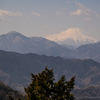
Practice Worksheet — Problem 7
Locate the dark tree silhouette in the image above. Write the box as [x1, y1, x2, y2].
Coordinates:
[25, 67, 75, 100]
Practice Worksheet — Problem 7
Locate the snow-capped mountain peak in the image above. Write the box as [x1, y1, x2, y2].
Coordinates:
[46, 28, 98, 46]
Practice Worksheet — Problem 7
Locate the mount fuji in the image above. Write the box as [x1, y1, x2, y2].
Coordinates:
[46, 28, 98, 46]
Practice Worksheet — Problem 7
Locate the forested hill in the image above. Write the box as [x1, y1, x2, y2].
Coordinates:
[0, 50, 100, 92]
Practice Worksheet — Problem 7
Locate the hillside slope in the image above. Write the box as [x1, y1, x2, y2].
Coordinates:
[0, 80, 24, 100]
[73, 85, 100, 100]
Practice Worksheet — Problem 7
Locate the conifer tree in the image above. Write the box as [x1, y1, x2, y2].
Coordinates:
[24, 67, 54, 100]
[9, 67, 75, 100]
[24, 67, 75, 100]
[9, 96, 14, 100]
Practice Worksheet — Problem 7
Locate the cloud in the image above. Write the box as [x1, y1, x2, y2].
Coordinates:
[67, 1, 70, 3]
[55, 7, 67, 18]
[20, 5, 23, 7]
[56, 11, 65, 15]
[84, 17, 92, 21]
[31, 11, 41, 16]
[96, 14, 100, 18]
[45, 25, 48, 28]
[70, 1, 98, 17]
[0, 17, 3, 21]
[60, 7, 67, 10]
[70, 9, 90, 16]
[75, 2, 94, 12]
[70, 9, 82, 15]
[56, 10, 66, 18]
[74, 1, 94, 13]
[7, 18, 11, 21]
[0, 9, 23, 17]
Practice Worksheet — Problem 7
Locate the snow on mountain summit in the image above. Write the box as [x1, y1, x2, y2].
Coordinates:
[46, 28, 98, 46]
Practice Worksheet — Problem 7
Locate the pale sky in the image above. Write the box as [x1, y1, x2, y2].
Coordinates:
[0, 0, 100, 40]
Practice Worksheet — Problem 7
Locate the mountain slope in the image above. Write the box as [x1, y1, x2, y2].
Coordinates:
[0, 50, 100, 92]
[46, 28, 98, 46]
[39, 45, 73, 58]
[72, 42, 100, 63]
[73, 85, 100, 100]
[0, 31, 60, 53]
[0, 80, 24, 100]
[40, 41, 100, 63]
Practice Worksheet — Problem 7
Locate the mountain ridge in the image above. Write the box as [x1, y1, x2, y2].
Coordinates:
[0, 31, 100, 63]
[0, 31, 61, 54]
[0, 50, 100, 92]
[73, 42, 100, 63]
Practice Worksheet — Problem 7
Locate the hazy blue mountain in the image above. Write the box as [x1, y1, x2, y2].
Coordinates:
[0, 31, 74, 59]
[72, 42, 100, 63]
[0, 50, 100, 92]
[0, 31, 100, 63]
[39, 45, 73, 58]
[40, 41, 100, 63]
[41, 41, 100, 63]
[61, 44, 78, 50]
[0, 31, 60, 54]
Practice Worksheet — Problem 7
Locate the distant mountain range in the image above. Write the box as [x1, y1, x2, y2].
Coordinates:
[0, 31, 59, 54]
[0, 31, 100, 63]
[0, 50, 100, 92]
[40, 42, 100, 63]
[46, 28, 98, 46]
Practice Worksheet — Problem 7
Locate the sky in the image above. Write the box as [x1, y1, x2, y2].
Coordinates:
[0, 0, 100, 40]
